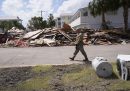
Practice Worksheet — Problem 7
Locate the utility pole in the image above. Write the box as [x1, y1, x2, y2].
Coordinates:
[39, 10, 45, 18]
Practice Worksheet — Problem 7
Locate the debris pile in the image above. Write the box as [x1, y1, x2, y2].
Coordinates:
[22, 28, 76, 47]
[0, 26, 76, 47]
[88, 30, 130, 45]
[8, 27, 25, 39]
[0, 26, 130, 47]
[0, 32, 8, 44]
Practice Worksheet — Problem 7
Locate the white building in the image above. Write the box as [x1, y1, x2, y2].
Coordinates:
[55, 13, 72, 28]
[55, 17, 61, 28]
[69, 7, 130, 29]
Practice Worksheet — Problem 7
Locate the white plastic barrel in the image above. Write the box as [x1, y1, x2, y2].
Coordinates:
[92, 57, 113, 78]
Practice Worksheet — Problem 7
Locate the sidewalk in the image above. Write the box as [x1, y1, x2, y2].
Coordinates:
[0, 44, 130, 67]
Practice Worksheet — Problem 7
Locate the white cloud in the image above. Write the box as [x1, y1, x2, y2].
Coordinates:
[54, 0, 92, 17]
[2, 0, 24, 14]
[27, 0, 53, 13]
[1, 0, 53, 26]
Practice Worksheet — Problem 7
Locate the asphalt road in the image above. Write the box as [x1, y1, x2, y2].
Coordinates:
[0, 44, 130, 67]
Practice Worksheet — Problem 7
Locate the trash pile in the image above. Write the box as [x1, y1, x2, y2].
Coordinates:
[87, 30, 130, 45]
[22, 28, 76, 47]
[0, 26, 76, 47]
[0, 26, 130, 47]
[8, 27, 25, 39]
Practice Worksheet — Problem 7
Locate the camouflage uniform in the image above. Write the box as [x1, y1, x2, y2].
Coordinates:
[70, 33, 89, 61]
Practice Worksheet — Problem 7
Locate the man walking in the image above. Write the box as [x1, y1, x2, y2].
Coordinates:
[69, 29, 89, 62]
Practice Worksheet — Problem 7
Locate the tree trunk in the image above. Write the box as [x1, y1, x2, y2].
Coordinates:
[123, 0, 129, 32]
[101, 12, 107, 29]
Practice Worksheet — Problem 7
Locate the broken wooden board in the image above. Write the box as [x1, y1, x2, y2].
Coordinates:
[58, 30, 72, 42]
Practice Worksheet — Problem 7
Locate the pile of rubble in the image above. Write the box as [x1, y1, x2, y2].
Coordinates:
[22, 28, 76, 47]
[0, 26, 130, 47]
[87, 30, 130, 45]
[0, 26, 77, 47]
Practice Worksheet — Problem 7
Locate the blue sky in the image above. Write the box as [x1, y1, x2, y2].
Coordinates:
[53, 0, 64, 11]
[0, 0, 91, 26]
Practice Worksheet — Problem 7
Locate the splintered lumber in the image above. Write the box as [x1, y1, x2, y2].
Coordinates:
[43, 38, 56, 47]
[23, 30, 44, 39]
[58, 30, 72, 42]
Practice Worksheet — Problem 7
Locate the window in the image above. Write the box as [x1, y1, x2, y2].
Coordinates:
[83, 11, 88, 16]
[58, 22, 61, 26]
[58, 18, 61, 20]
[68, 17, 71, 20]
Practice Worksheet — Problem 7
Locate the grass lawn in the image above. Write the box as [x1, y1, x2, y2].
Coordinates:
[0, 63, 130, 91]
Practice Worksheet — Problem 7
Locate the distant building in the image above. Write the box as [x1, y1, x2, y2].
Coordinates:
[55, 13, 72, 28]
[0, 16, 23, 31]
[69, 7, 130, 29]
[55, 17, 62, 28]
[0, 16, 22, 23]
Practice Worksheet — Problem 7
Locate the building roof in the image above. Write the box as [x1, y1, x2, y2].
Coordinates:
[73, 7, 88, 16]
[0, 16, 22, 21]
[54, 13, 73, 20]
[60, 13, 73, 17]
[69, 7, 88, 23]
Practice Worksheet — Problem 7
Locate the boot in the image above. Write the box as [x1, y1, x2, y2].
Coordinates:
[69, 55, 76, 61]
[83, 58, 89, 61]
[69, 57, 74, 60]
[83, 58, 91, 64]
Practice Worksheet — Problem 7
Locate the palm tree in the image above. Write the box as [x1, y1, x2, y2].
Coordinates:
[119, 0, 130, 32]
[88, 0, 106, 29]
[88, 0, 119, 29]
